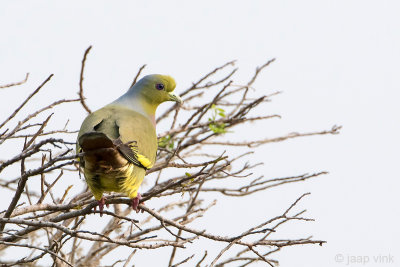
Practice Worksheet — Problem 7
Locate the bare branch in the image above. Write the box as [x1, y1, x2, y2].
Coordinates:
[78, 45, 92, 114]
[0, 56, 335, 266]
[0, 241, 72, 266]
[129, 64, 147, 88]
[0, 73, 29, 89]
[0, 74, 53, 129]
[202, 125, 342, 148]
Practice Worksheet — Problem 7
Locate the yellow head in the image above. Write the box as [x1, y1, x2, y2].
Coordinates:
[133, 74, 182, 106]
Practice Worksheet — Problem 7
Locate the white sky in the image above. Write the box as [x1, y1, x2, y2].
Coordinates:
[1, 1, 399, 266]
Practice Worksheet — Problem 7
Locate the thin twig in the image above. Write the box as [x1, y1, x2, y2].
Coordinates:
[0, 73, 29, 89]
[129, 64, 147, 88]
[0, 74, 53, 129]
[79, 45, 92, 113]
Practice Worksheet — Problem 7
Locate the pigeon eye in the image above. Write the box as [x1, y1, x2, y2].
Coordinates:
[155, 83, 165, 90]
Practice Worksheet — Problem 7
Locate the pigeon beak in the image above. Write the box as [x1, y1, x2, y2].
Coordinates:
[168, 92, 183, 104]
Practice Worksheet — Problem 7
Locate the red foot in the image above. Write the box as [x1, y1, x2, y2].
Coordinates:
[131, 193, 143, 213]
[97, 197, 107, 217]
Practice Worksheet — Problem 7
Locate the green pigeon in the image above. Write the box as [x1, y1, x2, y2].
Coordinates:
[77, 74, 181, 214]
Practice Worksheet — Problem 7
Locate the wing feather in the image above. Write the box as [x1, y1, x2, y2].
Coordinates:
[78, 105, 157, 170]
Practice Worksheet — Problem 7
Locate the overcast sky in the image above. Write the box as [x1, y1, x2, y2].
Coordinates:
[1, 1, 399, 266]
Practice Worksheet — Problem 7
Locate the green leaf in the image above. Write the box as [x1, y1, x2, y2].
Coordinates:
[207, 105, 228, 134]
[209, 122, 227, 134]
[158, 135, 175, 149]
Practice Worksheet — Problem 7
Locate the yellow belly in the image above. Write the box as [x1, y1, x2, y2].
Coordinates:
[84, 163, 146, 200]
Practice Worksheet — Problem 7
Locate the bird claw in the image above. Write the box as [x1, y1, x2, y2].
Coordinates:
[131, 193, 144, 213]
[97, 197, 107, 217]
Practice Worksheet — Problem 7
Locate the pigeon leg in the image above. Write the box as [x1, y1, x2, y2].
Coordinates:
[131, 193, 143, 213]
[97, 197, 107, 217]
